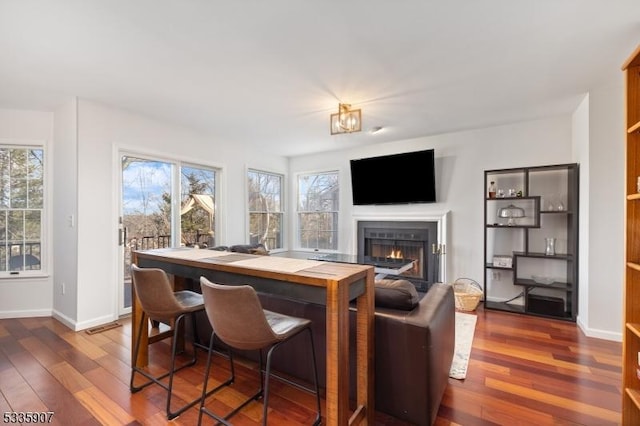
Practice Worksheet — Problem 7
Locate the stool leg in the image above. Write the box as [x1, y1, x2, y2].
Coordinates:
[198, 332, 236, 426]
[307, 327, 322, 425]
[262, 344, 279, 425]
[130, 313, 182, 394]
[198, 331, 216, 426]
[166, 313, 186, 419]
[130, 312, 147, 392]
[258, 348, 265, 394]
[191, 310, 201, 348]
[167, 313, 212, 420]
[260, 329, 322, 425]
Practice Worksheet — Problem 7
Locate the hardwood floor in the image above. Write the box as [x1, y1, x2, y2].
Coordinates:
[440, 308, 621, 426]
[0, 306, 621, 425]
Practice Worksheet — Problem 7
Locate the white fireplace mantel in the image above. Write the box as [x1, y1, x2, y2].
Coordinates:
[352, 211, 450, 283]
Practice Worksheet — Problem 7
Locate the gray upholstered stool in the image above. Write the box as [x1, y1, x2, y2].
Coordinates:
[129, 264, 224, 419]
[198, 277, 321, 425]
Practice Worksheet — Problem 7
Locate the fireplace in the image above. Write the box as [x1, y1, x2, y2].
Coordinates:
[357, 220, 440, 292]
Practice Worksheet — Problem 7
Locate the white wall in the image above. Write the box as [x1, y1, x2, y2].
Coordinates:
[585, 83, 624, 340]
[569, 83, 625, 342]
[0, 108, 54, 318]
[572, 94, 590, 333]
[52, 98, 79, 326]
[67, 99, 288, 329]
[289, 116, 573, 289]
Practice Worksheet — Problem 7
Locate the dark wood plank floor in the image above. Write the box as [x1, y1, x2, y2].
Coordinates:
[0, 306, 621, 425]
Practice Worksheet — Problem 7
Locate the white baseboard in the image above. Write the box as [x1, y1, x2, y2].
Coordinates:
[3, 309, 121, 333]
[52, 310, 117, 332]
[483, 298, 622, 342]
[52, 309, 76, 330]
[73, 314, 119, 332]
[0, 309, 80, 332]
[576, 316, 622, 342]
[0, 309, 52, 319]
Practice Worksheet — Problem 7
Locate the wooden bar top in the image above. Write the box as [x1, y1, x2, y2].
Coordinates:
[134, 247, 372, 287]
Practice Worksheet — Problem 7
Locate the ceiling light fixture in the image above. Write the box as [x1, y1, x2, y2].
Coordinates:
[330, 103, 361, 135]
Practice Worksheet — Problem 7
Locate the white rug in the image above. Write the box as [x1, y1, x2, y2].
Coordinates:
[449, 312, 477, 380]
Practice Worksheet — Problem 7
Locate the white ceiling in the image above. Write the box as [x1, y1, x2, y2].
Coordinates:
[0, 0, 638, 157]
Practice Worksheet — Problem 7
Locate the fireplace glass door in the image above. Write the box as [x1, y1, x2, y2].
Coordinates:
[366, 238, 425, 279]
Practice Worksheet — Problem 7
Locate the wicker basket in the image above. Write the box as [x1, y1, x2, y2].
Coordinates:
[453, 278, 483, 311]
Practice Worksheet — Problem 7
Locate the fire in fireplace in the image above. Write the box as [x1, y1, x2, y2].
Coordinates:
[357, 220, 439, 291]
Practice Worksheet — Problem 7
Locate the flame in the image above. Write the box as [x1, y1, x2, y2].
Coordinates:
[387, 249, 403, 259]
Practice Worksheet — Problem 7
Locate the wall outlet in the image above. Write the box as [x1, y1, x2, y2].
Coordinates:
[61, 282, 65, 295]
[492, 270, 501, 280]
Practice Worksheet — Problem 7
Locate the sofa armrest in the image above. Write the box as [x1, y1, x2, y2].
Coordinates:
[372, 283, 455, 425]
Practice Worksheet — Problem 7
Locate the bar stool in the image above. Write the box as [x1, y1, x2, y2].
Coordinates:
[129, 264, 212, 419]
[198, 277, 322, 425]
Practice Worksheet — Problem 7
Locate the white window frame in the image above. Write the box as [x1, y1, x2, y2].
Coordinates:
[0, 141, 48, 278]
[296, 170, 339, 252]
[180, 162, 219, 248]
[247, 168, 285, 252]
[117, 147, 224, 316]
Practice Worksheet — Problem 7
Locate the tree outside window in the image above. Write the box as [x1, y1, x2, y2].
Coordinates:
[248, 170, 283, 250]
[0, 146, 44, 273]
[180, 166, 216, 247]
[122, 157, 172, 250]
[297, 171, 338, 250]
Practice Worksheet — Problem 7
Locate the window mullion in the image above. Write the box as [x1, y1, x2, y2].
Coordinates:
[1, 210, 6, 271]
[171, 163, 181, 248]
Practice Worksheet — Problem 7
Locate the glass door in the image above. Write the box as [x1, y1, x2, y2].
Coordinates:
[118, 154, 218, 315]
[120, 156, 172, 313]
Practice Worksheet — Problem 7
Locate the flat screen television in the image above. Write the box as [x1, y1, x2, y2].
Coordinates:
[350, 149, 436, 205]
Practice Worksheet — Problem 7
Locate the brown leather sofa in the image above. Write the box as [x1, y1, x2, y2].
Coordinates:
[252, 282, 456, 425]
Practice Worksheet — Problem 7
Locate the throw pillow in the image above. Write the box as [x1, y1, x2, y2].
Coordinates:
[374, 279, 420, 310]
[248, 246, 269, 256]
[228, 244, 270, 255]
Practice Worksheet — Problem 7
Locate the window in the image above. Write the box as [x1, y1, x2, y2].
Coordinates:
[0, 146, 44, 274]
[297, 171, 339, 250]
[181, 165, 217, 248]
[248, 169, 283, 250]
[121, 156, 218, 311]
[122, 158, 218, 250]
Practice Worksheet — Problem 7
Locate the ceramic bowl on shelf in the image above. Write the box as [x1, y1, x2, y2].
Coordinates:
[531, 275, 554, 285]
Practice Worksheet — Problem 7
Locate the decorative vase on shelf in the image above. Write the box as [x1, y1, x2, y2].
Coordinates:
[545, 238, 556, 256]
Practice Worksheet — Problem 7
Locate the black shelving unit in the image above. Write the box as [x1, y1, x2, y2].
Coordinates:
[483, 163, 579, 321]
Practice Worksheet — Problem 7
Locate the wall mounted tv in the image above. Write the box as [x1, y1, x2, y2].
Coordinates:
[350, 149, 436, 205]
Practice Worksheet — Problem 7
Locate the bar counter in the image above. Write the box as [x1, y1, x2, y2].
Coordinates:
[131, 247, 374, 425]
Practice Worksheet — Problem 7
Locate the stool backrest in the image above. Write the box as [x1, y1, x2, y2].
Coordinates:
[131, 264, 185, 320]
[200, 277, 277, 350]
